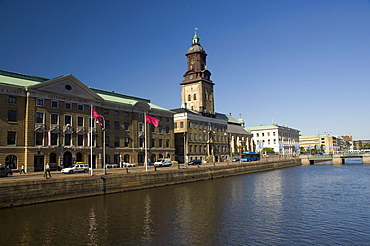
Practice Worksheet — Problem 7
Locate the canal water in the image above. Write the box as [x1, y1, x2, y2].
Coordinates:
[1, 161, 370, 245]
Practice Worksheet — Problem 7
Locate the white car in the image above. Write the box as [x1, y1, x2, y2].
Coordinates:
[122, 163, 136, 167]
[61, 164, 90, 174]
[154, 159, 172, 167]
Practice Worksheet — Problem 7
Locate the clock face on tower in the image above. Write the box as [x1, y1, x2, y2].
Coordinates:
[190, 58, 195, 65]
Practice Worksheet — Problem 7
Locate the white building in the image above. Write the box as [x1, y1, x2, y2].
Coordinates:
[245, 124, 300, 155]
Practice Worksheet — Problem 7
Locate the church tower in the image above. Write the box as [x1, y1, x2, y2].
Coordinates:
[181, 30, 215, 114]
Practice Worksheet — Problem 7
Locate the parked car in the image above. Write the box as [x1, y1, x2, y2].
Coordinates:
[188, 159, 202, 165]
[61, 164, 90, 174]
[232, 158, 240, 162]
[106, 164, 118, 168]
[0, 167, 13, 177]
[154, 159, 172, 167]
[122, 163, 136, 167]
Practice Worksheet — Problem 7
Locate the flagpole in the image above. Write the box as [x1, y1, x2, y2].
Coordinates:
[144, 112, 148, 172]
[90, 105, 93, 176]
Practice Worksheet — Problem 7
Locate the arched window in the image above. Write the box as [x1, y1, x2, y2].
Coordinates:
[188, 94, 191, 101]
[5, 155, 17, 169]
[124, 154, 130, 163]
[50, 153, 57, 164]
[193, 94, 196, 100]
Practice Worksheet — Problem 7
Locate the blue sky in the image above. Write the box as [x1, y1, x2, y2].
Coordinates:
[1, 0, 370, 139]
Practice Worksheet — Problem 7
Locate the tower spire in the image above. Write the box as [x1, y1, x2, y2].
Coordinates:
[192, 27, 200, 44]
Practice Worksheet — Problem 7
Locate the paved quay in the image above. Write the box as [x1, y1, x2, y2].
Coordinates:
[0, 162, 229, 183]
[0, 159, 301, 209]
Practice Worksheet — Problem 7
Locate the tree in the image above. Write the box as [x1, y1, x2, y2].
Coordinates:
[262, 147, 274, 153]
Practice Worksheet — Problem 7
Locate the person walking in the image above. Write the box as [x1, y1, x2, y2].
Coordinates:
[20, 164, 26, 174]
[44, 163, 52, 179]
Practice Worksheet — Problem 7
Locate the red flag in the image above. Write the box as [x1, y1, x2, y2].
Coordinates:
[92, 107, 103, 126]
[146, 114, 160, 127]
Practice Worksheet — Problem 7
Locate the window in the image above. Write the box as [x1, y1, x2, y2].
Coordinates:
[78, 104, 84, 111]
[124, 122, 129, 131]
[189, 122, 192, 128]
[159, 139, 163, 147]
[124, 137, 129, 147]
[51, 101, 58, 108]
[65, 103, 71, 110]
[36, 99, 44, 106]
[139, 123, 143, 132]
[124, 154, 130, 163]
[166, 126, 170, 133]
[151, 139, 155, 148]
[139, 113, 143, 119]
[35, 132, 43, 145]
[166, 117, 169, 122]
[194, 145, 197, 152]
[77, 116, 84, 126]
[8, 96, 16, 103]
[8, 110, 17, 122]
[36, 112, 44, 124]
[151, 124, 155, 133]
[114, 154, 120, 164]
[114, 121, 120, 130]
[78, 135, 84, 146]
[7, 131, 16, 145]
[65, 115, 72, 125]
[105, 120, 110, 129]
[166, 139, 170, 148]
[114, 137, 120, 147]
[51, 114, 59, 125]
[189, 133, 192, 141]
[51, 133, 58, 145]
[104, 109, 109, 115]
[188, 94, 191, 101]
[174, 122, 177, 129]
[158, 126, 163, 133]
[64, 134, 72, 145]
[105, 136, 109, 146]
[193, 94, 196, 100]
[114, 111, 119, 116]
[139, 137, 144, 147]
[180, 122, 184, 128]
[105, 154, 110, 164]
[124, 112, 129, 117]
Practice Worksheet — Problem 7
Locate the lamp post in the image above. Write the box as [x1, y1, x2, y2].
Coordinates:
[101, 116, 106, 175]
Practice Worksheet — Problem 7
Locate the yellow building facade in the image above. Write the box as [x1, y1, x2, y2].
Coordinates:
[0, 70, 175, 172]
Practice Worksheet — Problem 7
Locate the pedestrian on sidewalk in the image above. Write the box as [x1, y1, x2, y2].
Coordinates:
[44, 163, 52, 179]
[20, 165, 26, 174]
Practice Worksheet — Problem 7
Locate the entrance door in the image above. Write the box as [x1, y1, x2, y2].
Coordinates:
[63, 152, 72, 168]
[34, 155, 44, 172]
[138, 152, 144, 165]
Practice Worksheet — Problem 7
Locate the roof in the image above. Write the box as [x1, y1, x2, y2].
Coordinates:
[300, 134, 334, 139]
[0, 70, 173, 113]
[245, 124, 299, 132]
[228, 124, 251, 135]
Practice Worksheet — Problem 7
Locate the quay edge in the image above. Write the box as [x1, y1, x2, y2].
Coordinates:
[0, 159, 301, 209]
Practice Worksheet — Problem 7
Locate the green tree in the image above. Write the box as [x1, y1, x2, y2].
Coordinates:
[262, 147, 274, 153]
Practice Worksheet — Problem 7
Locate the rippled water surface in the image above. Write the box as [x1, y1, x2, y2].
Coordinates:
[2, 164, 370, 246]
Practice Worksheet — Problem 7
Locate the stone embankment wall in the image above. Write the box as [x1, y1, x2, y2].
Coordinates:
[0, 159, 301, 209]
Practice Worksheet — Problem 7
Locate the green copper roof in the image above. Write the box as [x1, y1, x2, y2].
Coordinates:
[0, 70, 174, 113]
[0, 70, 46, 88]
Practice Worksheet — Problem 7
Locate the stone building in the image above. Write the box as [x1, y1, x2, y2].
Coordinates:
[0, 70, 174, 172]
[173, 31, 251, 163]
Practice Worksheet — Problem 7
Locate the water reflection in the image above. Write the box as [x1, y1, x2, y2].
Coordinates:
[1, 164, 370, 245]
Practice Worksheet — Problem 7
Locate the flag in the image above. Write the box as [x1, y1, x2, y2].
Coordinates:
[92, 107, 103, 126]
[146, 114, 160, 127]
